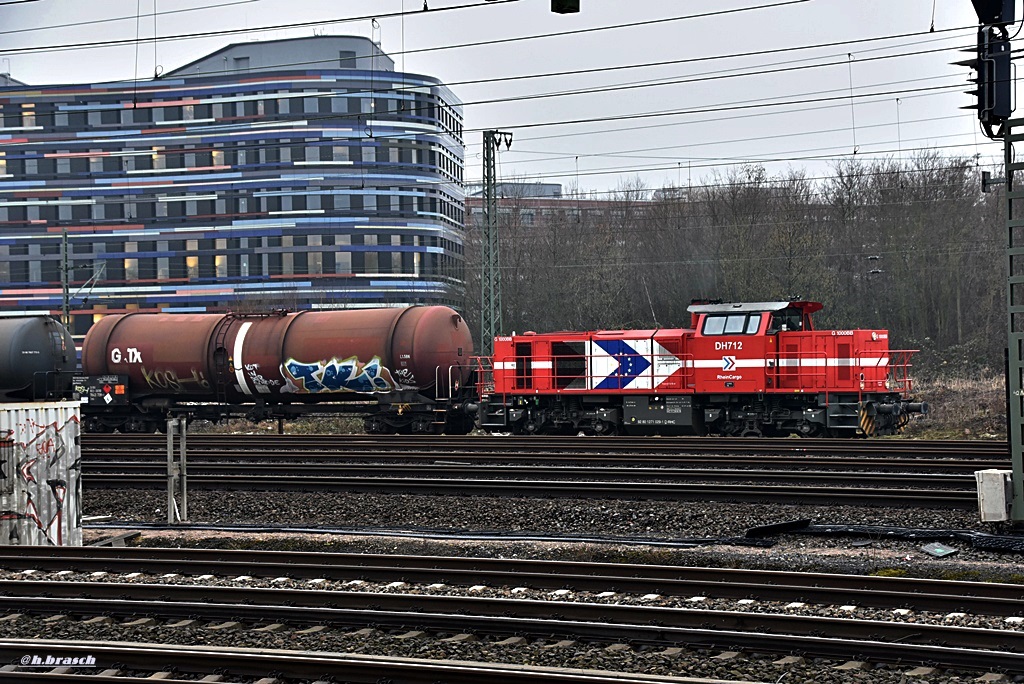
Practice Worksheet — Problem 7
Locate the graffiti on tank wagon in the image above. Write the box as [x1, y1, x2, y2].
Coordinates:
[140, 366, 210, 392]
[281, 356, 397, 394]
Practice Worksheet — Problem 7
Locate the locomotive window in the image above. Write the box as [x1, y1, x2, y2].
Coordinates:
[722, 315, 746, 334]
[703, 313, 761, 336]
[745, 314, 762, 334]
[703, 316, 726, 335]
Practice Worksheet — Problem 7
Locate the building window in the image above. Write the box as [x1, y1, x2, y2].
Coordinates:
[124, 242, 138, 281]
[233, 56, 250, 72]
[186, 239, 199, 279]
[215, 238, 227, 278]
[309, 235, 322, 275]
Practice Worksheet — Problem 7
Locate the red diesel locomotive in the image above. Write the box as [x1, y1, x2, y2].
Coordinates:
[475, 301, 927, 438]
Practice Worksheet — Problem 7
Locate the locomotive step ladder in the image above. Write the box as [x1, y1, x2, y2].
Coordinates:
[825, 395, 864, 434]
[471, 357, 511, 430]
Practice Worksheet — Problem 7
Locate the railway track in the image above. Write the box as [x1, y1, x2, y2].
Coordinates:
[83, 438, 986, 507]
[0, 547, 1020, 679]
[1, 640, 703, 683]
[83, 472, 976, 507]
[82, 451, 1008, 473]
[84, 459, 981, 485]
[83, 433, 1009, 459]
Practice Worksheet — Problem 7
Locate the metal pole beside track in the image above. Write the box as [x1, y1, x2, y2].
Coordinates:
[166, 417, 177, 525]
[1004, 120, 1024, 522]
[165, 416, 188, 524]
[179, 417, 187, 522]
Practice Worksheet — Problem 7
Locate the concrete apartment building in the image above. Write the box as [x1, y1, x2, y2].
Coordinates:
[0, 36, 466, 334]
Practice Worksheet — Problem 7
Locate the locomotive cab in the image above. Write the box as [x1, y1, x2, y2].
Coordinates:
[766, 304, 816, 333]
[686, 300, 920, 437]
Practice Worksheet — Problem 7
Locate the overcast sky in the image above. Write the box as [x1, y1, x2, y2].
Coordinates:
[0, 0, 1002, 196]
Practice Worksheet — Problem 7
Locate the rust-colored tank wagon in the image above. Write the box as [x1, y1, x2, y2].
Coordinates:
[0, 317, 76, 401]
[81, 306, 476, 434]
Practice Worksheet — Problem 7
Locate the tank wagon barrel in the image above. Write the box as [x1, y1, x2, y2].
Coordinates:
[80, 306, 475, 434]
[0, 316, 76, 401]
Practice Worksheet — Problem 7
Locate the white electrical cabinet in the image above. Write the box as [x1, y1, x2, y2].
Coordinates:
[975, 469, 1013, 522]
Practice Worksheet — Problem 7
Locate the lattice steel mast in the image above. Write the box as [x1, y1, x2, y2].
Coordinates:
[480, 130, 512, 356]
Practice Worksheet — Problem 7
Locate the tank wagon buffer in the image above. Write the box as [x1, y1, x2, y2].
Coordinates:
[475, 301, 928, 438]
[79, 306, 477, 434]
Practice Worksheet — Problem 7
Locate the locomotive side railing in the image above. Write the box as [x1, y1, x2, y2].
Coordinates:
[883, 349, 917, 395]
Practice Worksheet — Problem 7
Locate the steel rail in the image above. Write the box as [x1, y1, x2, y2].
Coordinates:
[81, 451, 1009, 472]
[80, 462, 977, 487]
[3, 548, 1024, 614]
[1, 582, 1023, 671]
[0, 639, 705, 684]
[82, 433, 1009, 457]
[80, 473, 976, 506]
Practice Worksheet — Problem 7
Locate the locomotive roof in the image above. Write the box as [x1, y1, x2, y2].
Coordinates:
[686, 301, 823, 314]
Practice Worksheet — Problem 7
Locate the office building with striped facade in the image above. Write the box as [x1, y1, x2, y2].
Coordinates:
[0, 36, 466, 335]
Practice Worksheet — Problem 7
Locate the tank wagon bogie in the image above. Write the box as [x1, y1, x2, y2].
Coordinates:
[80, 306, 477, 434]
[475, 301, 927, 438]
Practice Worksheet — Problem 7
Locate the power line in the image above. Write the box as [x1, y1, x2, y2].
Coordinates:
[0, 0, 264, 38]
[0, 60, 975, 164]
[479, 124, 985, 177]
[458, 40, 973, 111]
[478, 139, 994, 186]
[0, 0, 803, 57]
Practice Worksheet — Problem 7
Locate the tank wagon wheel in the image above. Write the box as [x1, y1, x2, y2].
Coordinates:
[84, 417, 115, 434]
[124, 416, 159, 434]
[363, 417, 398, 435]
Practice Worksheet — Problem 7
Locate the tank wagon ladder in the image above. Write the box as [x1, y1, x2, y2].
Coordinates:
[473, 356, 511, 430]
[431, 365, 454, 428]
[33, 316, 74, 400]
[211, 315, 236, 405]
[210, 312, 282, 405]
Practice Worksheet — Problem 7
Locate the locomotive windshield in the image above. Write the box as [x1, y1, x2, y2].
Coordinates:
[767, 307, 804, 333]
[702, 313, 762, 335]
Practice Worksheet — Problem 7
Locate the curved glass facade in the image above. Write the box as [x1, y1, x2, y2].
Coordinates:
[0, 36, 466, 334]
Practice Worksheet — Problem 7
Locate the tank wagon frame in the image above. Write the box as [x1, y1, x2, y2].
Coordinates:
[474, 301, 926, 438]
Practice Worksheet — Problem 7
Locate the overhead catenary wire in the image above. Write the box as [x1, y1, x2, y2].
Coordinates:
[0, 0, 806, 56]
[0, 3, 1002, 204]
[0, 0, 264, 38]
[31, 157, 995, 234]
[0, 60, 983, 164]
[0, 8, 983, 162]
